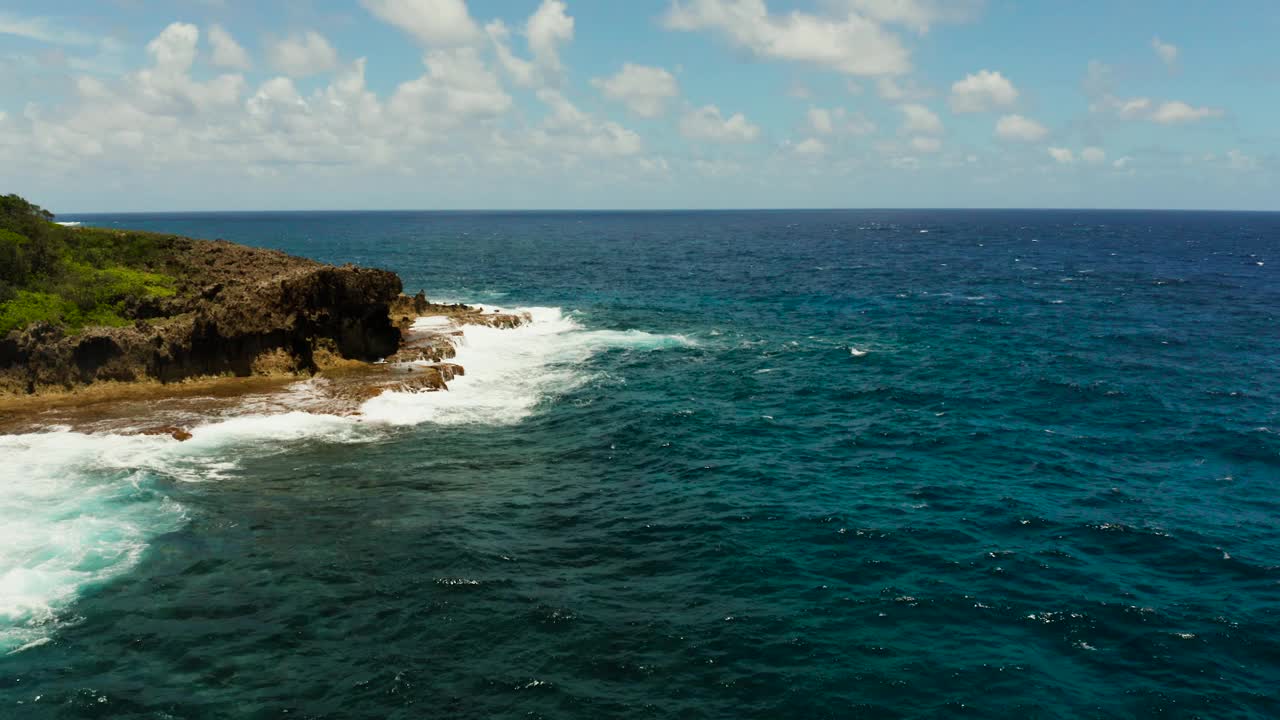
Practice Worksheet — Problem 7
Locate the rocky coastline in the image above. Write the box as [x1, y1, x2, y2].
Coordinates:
[0, 229, 527, 435]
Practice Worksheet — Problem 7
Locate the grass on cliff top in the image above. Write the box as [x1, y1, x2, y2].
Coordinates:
[0, 194, 178, 336]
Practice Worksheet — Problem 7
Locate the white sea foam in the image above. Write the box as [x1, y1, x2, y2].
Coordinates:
[1, 431, 183, 653]
[362, 306, 690, 425]
[0, 305, 687, 650]
[55, 221, 81, 227]
[849, 347, 869, 357]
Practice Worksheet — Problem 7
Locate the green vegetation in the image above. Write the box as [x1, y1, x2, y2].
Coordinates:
[0, 194, 177, 336]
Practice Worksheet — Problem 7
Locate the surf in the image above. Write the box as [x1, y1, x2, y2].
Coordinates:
[0, 304, 688, 652]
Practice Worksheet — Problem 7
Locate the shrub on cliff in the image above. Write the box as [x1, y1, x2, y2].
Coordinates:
[0, 193, 177, 335]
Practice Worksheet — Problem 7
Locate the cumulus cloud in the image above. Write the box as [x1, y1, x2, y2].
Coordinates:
[663, 0, 911, 76]
[527, 0, 573, 74]
[484, 1, 576, 89]
[793, 137, 826, 156]
[1150, 100, 1222, 124]
[592, 63, 678, 118]
[1081, 146, 1106, 164]
[839, 0, 981, 34]
[898, 103, 942, 135]
[485, 20, 537, 87]
[389, 47, 511, 124]
[680, 104, 761, 142]
[132, 23, 245, 115]
[1151, 36, 1177, 67]
[1226, 149, 1257, 171]
[1, 19, 677, 200]
[808, 107, 835, 134]
[994, 113, 1047, 142]
[532, 89, 644, 158]
[209, 24, 251, 70]
[807, 106, 875, 136]
[360, 0, 482, 46]
[950, 69, 1017, 112]
[1093, 94, 1223, 124]
[11, 22, 249, 168]
[268, 31, 338, 77]
[1047, 147, 1074, 164]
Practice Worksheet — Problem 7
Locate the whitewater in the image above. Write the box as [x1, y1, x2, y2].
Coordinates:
[0, 306, 689, 654]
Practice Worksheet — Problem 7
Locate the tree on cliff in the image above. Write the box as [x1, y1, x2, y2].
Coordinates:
[0, 193, 176, 335]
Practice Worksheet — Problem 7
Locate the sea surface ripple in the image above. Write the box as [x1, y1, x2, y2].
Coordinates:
[2, 209, 1278, 718]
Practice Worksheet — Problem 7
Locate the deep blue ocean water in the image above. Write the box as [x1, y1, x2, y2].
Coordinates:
[2, 209, 1279, 718]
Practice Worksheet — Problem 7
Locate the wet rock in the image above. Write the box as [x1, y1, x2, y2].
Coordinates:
[140, 425, 193, 441]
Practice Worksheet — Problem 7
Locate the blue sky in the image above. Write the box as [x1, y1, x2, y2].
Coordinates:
[0, 0, 1276, 211]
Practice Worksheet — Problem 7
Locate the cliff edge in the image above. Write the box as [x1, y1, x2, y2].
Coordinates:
[0, 195, 403, 395]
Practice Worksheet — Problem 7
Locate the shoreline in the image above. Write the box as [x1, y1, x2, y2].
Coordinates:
[0, 300, 531, 437]
[0, 204, 533, 432]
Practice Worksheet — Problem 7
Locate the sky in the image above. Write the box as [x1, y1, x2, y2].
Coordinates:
[0, 0, 1277, 212]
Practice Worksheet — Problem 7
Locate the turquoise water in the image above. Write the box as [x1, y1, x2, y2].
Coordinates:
[3, 210, 1278, 718]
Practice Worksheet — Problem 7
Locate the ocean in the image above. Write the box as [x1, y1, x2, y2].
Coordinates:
[2, 209, 1278, 718]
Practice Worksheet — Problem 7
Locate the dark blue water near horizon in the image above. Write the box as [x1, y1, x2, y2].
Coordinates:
[5, 209, 1280, 718]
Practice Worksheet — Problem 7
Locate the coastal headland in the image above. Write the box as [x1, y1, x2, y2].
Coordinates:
[0, 194, 525, 433]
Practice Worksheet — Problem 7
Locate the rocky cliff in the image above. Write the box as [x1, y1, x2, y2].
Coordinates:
[0, 235, 403, 395]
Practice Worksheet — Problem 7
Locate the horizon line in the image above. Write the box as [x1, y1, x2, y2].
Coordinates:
[60, 206, 1280, 216]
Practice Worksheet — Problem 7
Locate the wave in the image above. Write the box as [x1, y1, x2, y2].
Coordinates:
[0, 305, 688, 653]
[362, 306, 690, 425]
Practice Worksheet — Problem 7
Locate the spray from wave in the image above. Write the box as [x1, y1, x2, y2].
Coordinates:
[0, 306, 688, 653]
[362, 306, 690, 425]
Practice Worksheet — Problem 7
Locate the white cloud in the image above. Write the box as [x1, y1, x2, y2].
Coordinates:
[268, 31, 338, 77]
[1081, 146, 1106, 164]
[593, 64, 678, 118]
[148, 22, 200, 73]
[793, 137, 826, 156]
[898, 103, 942, 135]
[485, 2, 576, 89]
[485, 20, 537, 87]
[1115, 96, 1152, 118]
[209, 24, 251, 70]
[680, 104, 761, 142]
[0, 11, 95, 46]
[131, 23, 245, 115]
[949, 69, 1017, 112]
[1113, 156, 1132, 170]
[10, 22, 251, 168]
[389, 47, 511, 123]
[1151, 36, 1177, 67]
[839, 0, 979, 34]
[1150, 100, 1222, 124]
[1093, 95, 1223, 124]
[808, 106, 875, 136]
[1047, 147, 1074, 164]
[809, 107, 835, 134]
[663, 0, 911, 76]
[532, 89, 643, 158]
[527, 0, 574, 74]
[1226, 149, 1257, 171]
[910, 136, 941, 153]
[361, 0, 481, 47]
[1, 20, 670, 194]
[994, 113, 1047, 142]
